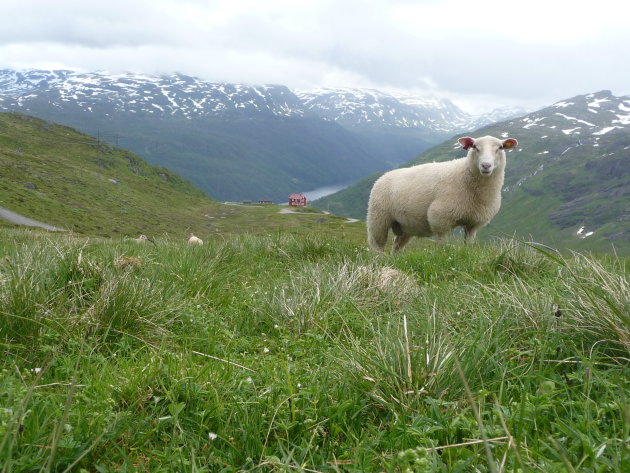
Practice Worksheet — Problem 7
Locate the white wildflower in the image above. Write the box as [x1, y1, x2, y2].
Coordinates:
[208, 432, 218, 441]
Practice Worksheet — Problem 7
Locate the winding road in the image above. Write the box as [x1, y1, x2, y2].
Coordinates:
[0, 206, 66, 231]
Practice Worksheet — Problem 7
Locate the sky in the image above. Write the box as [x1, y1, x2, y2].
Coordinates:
[1, 0, 629, 115]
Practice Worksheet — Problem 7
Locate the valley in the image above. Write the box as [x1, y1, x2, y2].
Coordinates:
[0, 69, 523, 203]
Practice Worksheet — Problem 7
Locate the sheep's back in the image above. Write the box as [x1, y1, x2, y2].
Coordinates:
[388, 158, 466, 205]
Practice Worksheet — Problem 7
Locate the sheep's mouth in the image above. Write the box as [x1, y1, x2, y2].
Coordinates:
[480, 169, 493, 175]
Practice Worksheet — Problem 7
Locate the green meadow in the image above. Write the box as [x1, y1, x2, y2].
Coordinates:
[1, 227, 628, 472]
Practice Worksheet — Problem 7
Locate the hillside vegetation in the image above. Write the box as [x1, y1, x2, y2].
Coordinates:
[0, 112, 363, 241]
[1, 228, 629, 472]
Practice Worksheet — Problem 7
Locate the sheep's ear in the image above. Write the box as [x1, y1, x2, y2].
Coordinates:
[458, 137, 475, 150]
[502, 138, 518, 149]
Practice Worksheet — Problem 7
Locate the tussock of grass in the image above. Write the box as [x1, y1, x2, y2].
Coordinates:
[1, 228, 628, 472]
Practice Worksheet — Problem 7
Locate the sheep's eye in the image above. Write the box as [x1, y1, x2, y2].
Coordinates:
[472, 145, 478, 150]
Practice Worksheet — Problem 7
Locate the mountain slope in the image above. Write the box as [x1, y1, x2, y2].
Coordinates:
[0, 112, 365, 240]
[313, 90, 630, 254]
[0, 112, 209, 236]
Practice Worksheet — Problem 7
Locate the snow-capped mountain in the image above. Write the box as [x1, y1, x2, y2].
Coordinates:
[0, 69, 305, 118]
[0, 69, 521, 133]
[0, 69, 73, 94]
[294, 87, 469, 132]
[295, 88, 528, 133]
[516, 90, 630, 139]
[462, 105, 530, 131]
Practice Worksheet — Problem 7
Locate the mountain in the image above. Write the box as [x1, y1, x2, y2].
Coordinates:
[296, 88, 526, 132]
[313, 90, 630, 254]
[0, 69, 517, 203]
[295, 88, 469, 132]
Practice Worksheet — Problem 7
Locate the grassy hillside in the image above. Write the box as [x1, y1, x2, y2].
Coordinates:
[1, 228, 628, 471]
[0, 112, 365, 241]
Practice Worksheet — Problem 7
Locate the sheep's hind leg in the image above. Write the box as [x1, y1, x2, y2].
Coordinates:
[393, 234, 412, 252]
[464, 225, 480, 243]
[367, 221, 390, 252]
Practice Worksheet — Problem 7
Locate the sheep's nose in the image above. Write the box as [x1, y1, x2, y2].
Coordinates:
[481, 162, 492, 170]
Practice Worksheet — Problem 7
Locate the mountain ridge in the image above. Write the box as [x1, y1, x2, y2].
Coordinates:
[0, 69, 522, 129]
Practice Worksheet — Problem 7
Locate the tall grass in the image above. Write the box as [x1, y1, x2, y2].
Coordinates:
[0, 228, 628, 472]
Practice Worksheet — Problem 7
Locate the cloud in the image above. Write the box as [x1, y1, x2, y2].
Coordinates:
[1, 0, 629, 114]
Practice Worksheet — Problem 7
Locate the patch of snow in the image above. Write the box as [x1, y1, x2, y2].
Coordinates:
[576, 225, 595, 239]
[587, 97, 609, 108]
[562, 128, 581, 135]
[593, 126, 620, 135]
[553, 101, 573, 108]
[555, 113, 596, 127]
[613, 114, 630, 125]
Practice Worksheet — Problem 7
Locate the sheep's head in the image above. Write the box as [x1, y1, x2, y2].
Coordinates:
[459, 136, 518, 176]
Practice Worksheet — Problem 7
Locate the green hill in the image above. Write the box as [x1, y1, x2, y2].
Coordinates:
[0, 112, 364, 241]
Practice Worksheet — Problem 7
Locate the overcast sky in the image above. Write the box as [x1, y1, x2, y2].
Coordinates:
[1, 0, 629, 114]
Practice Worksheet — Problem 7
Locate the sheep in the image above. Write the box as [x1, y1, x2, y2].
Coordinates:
[188, 233, 204, 246]
[367, 135, 518, 252]
[133, 234, 148, 243]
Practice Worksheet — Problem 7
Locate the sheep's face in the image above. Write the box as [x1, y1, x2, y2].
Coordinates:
[459, 136, 518, 177]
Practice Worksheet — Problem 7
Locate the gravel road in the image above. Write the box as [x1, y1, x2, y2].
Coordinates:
[0, 206, 66, 231]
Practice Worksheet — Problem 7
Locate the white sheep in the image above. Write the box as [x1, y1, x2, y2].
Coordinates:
[133, 234, 148, 243]
[367, 135, 518, 252]
[188, 233, 204, 246]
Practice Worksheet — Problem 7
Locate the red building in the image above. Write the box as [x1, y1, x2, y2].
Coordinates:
[288, 193, 307, 207]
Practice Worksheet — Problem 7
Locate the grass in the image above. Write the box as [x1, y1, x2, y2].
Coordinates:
[0, 227, 628, 472]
